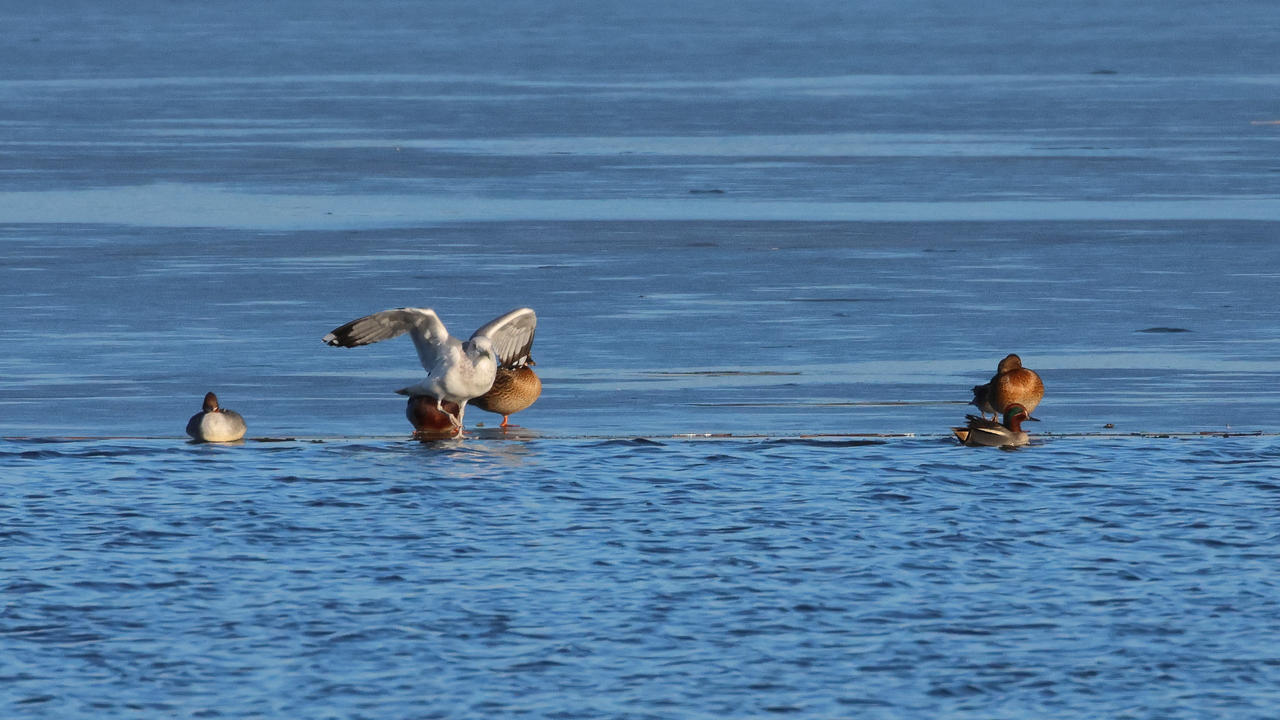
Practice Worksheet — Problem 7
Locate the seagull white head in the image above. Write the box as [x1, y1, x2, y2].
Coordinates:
[468, 335, 495, 358]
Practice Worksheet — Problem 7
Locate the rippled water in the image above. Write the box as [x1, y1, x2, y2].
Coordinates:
[6, 435, 1280, 718]
[4, 1, 1280, 717]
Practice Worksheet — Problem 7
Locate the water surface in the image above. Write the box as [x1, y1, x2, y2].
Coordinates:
[3, 1, 1280, 717]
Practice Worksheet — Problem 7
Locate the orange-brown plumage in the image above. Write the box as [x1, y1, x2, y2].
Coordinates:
[406, 395, 463, 436]
[471, 366, 542, 427]
[986, 354, 1044, 416]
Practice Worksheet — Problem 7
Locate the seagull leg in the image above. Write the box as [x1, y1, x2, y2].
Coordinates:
[434, 397, 462, 430]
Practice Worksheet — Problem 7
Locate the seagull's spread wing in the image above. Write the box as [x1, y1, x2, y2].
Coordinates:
[471, 307, 537, 368]
[323, 307, 451, 371]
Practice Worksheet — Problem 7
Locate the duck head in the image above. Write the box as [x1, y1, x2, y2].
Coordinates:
[202, 392, 220, 413]
[997, 354, 1023, 373]
[1002, 403, 1039, 431]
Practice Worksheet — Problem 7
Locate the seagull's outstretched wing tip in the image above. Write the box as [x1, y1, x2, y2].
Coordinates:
[472, 307, 538, 368]
[324, 307, 447, 349]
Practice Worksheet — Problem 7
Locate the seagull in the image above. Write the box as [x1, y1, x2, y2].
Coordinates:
[323, 307, 536, 430]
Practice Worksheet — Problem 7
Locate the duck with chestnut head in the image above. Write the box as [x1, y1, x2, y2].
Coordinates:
[952, 403, 1037, 447]
[406, 395, 463, 437]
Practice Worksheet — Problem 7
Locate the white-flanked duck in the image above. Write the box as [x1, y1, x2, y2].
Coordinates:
[186, 392, 247, 442]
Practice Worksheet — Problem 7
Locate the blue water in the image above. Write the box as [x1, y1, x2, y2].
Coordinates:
[6, 436, 1280, 718]
[4, 1, 1280, 717]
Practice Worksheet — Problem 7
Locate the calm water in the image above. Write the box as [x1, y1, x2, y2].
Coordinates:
[3, 1, 1280, 717]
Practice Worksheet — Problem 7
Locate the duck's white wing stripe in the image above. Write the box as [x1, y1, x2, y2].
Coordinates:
[471, 307, 537, 367]
[324, 308, 451, 371]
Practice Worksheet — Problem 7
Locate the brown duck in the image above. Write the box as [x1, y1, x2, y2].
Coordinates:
[970, 353, 1043, 419]
[472, 363, 542, 427]
[406, 395, 463, 436]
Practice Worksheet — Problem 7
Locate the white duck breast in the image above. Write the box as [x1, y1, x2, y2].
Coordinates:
[191, 411, 247, 442]
[186, 392, 247, 442]
[323, 307, 536, 429]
